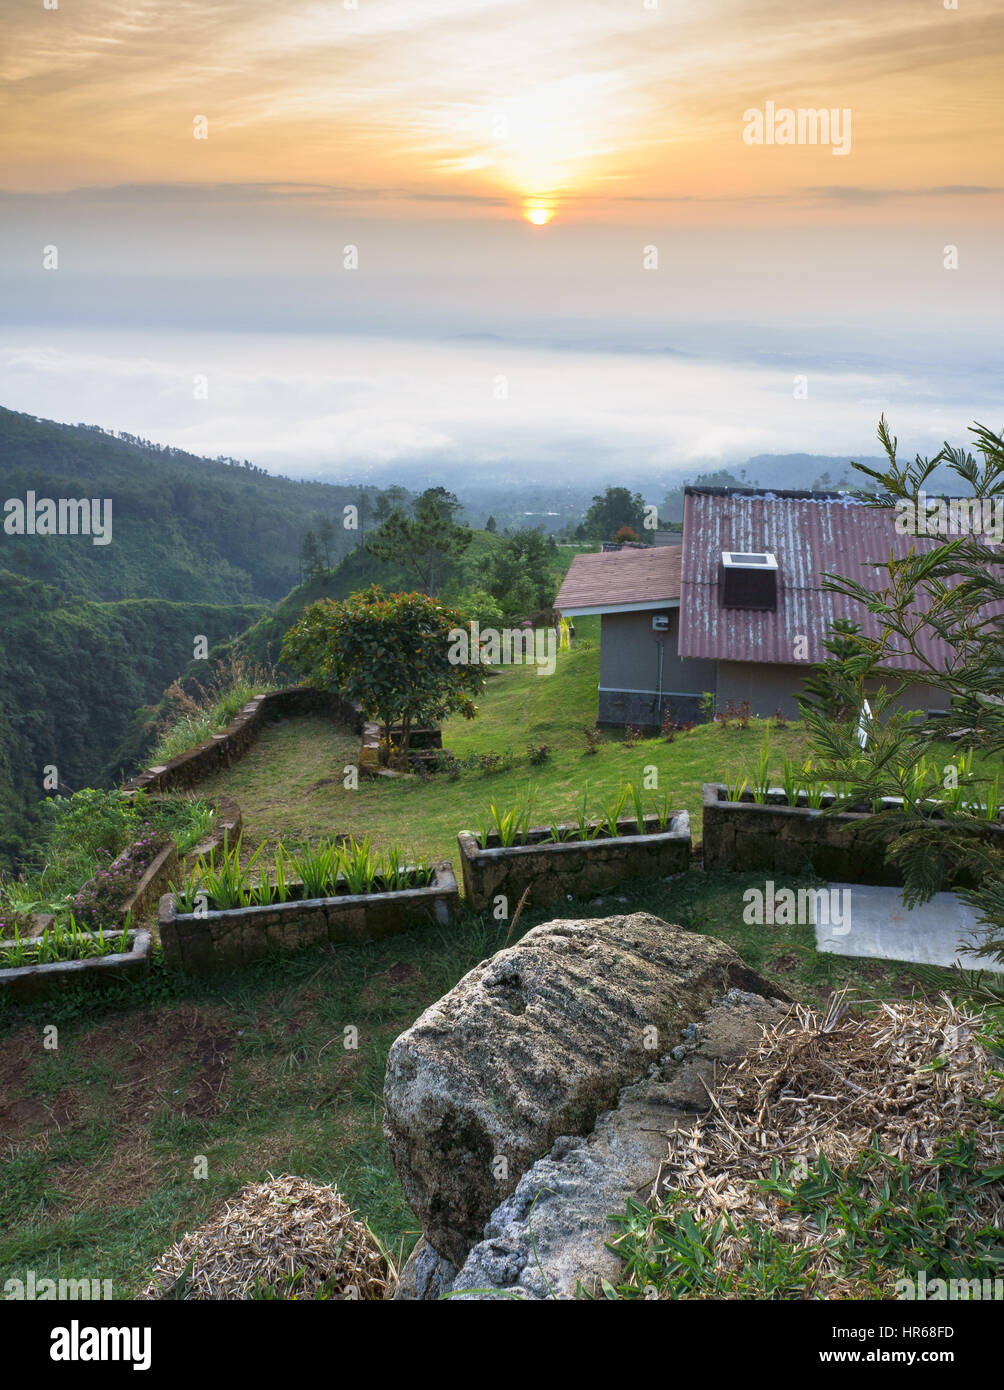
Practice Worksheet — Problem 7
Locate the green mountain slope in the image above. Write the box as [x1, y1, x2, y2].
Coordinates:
[0, 407, 382, 603]
[0, 570, 263, 866]
[219, 530, 511, 666]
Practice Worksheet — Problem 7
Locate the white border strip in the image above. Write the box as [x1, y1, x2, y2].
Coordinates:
[558, 598, 681, 616]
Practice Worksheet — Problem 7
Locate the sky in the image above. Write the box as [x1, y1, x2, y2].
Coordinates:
[1, 0, 1002, 483]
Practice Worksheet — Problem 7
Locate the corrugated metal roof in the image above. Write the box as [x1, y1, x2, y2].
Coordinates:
[554, 545, 682, 614]
[677, 488, 970, 671]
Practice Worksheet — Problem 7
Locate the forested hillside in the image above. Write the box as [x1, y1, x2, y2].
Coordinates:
[0, 408, 578, 865]
[0, 407, 383, 604]
[0, 571, 262, 866]
[219, 528, 524, 667]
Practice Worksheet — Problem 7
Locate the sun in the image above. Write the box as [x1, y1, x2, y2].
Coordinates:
[525, 206, 553, 226]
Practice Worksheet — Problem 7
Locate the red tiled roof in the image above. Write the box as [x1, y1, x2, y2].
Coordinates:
[677, 488, 973, 670]
[555, 546, 682, 613]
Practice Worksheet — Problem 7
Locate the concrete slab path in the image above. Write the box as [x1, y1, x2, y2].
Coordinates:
[816, 883, 1002, 973]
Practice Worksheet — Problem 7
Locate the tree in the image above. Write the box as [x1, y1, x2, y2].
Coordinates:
[299, 530, 324, 582]
[486, 527, 555, 618]
[441, 586, 505, 628]
[659, 469, 747, 526]
[280, 585, 484, 764]
[613, 525, 640, 544]
[354, 492, 378, 548]
[374, 485, 410, 523]
[316, 516, 336, 569]
[485, 515, 497, 533]
[799, 619, 863, 722]
[366, 487, 471, 595]
[578, 487, 646, 543]
[798, 417, 1004, 963]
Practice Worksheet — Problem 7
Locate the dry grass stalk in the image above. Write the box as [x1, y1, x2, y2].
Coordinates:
[142, 1174, 396, 1300]
[647, 993, 1003, 1298]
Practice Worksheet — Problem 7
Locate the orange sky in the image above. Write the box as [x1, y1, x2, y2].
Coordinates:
[3, 0, 1002, 223]
[2, 0, 1001, 475]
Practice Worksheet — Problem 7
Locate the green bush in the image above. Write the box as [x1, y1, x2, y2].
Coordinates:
[38, 787, 141, 867]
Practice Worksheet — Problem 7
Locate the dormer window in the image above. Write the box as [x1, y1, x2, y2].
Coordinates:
[720, 551, 779, 610]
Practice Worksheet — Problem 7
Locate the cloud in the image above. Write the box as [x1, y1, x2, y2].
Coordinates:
[0, 181, 511, 207]
[3, 181, 999, 210]
[805, 184, 1002, 205]
[3, 0, 1001, 215]
[2, 327, 997, 484]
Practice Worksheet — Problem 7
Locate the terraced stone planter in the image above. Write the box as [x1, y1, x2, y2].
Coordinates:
[67, 833, 178, 935]
[123, 686, 363, 796]
[457, 814, 691, 912]
[0, 928, 152, 1003]
[701, 782, 1004, 883]
[158, 861, 460, 974]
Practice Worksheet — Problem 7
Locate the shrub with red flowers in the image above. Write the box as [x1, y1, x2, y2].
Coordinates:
[281, 585, 485, 765]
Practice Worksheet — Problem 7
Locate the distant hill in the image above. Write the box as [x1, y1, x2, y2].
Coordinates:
[0, 406, 387, 604]
[0, 571, 262, 867]
[741, 454, 882, 490]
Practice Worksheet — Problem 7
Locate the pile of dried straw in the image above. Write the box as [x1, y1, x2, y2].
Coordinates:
[142, 1174, 395, 1300]
[646, 993, 1003, 1297]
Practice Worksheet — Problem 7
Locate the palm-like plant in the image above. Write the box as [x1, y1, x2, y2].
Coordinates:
[799, 417, 1004, 960]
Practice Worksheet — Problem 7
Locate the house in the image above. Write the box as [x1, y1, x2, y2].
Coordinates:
[554, 486, 953, 727]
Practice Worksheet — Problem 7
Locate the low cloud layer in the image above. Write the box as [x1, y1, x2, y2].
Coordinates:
[2, 327, 996, 487]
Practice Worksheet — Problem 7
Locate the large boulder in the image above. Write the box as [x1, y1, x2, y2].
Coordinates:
[383, 913, 779, 1267]
[449, 989, 787, 1299]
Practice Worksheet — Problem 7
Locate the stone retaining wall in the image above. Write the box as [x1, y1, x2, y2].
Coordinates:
[359, 722, 443, 772]
[64, 796, 239, 944]
[184, 793, 243, 859]
[458, 813, 691, 912]
[120, 841, 179, 923]
[0, 928, 152, 1003]
[123, 687, 363, 797]
[158, 860, 459, 973]
[701, 782, 1004, 883]
[702, 783, 894, 880]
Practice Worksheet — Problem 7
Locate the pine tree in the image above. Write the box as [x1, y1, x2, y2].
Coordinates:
[799, 417, 1004, 963]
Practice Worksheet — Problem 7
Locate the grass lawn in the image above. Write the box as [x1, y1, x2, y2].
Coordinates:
[192, 618, 818, 871]
[0, 617, 989, 1298]
[0, 869, 960, 1298]
[192, 616, 993, 875]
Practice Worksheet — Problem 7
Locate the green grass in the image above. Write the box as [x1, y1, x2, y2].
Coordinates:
[1, 617, 990, 1299]
[190, 622, 817, 871]
[191, 620, 999, 877]
[0, 866, 961, 1299]
[1, 791, 219, 928]
[0, 918, 132, 966]
[170, 835, 434, 911]
[149, 679, 283, 766]
[597, 1134, 1004, 1301]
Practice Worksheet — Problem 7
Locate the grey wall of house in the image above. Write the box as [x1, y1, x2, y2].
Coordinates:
[598, 610, 717, 727]
[881, 678, 949, 715]
[595, 614, 951, 728]
[716, 663, 951, 721]
[716, 661, 807, 719]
